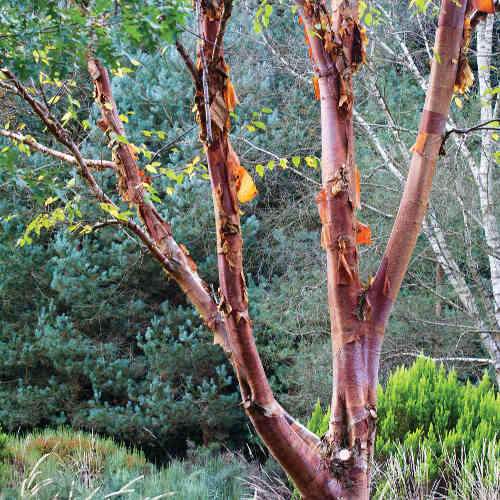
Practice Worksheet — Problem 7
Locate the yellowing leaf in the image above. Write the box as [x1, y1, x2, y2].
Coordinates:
[61, 111, 74, 124]
[454, 96, 463, 109]
[119, 114, 129, 123]
[225, 78, 239, 112]
[305, 156, 318, 169]
[237, 167, 258, 203]
[44, 196, 58, 206]
[48, 95, 60, 105]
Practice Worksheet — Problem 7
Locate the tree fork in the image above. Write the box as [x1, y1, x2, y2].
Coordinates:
[297, 0, 475, 497]
[191, 3, 349, 497]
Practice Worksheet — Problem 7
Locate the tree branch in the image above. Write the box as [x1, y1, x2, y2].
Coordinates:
[90, 220, 123, 231]
[443, 119, 500, 143]
[175, 40, 200, 85]
[87, 56, 230, 352]
[384, 352, 494, 366]
[369, 1, 471, 326]
[211, 0, 232, 61]
[0, 129, 115, 170]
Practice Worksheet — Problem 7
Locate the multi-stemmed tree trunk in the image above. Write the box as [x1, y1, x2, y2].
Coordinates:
[1, 0, 496, 498]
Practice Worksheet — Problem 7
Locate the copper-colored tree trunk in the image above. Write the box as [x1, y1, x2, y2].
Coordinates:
[190, 0, 473, 497]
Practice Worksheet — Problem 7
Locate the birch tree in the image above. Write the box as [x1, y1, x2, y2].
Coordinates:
[0, 0, 497, 498]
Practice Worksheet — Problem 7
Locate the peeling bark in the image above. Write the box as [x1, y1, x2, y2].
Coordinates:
[300, 0, 471, 496]
[86, 57, 230, 352]
[193, 3, 342, 497]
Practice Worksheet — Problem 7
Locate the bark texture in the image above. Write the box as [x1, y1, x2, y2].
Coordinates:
[86, 57, 230, 352]
[192, 2, 343, 497]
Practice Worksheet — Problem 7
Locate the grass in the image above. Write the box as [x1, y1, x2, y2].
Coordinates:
[372, 441, 499, 499]
[0, 428, 250, 499]
[1, 427, 498, 499]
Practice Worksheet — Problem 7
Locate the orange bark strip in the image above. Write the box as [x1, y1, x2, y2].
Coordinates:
[312, 75, 320, 100]
[411, 132, 428, 155]
[354, 166, 361, 209]
[227, 141, 257, 203]
[472, 0, 495, 13]
[224, 78, 238, 112]
[356, 221, 371, 246]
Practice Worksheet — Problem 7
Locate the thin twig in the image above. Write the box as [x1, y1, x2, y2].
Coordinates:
[149, 125, 197, 163]
[196, 0, 213, 145]
[0, 129, 115, 170]
[385, 352, 493, 366]
[175, 40, 200, 84]
[444, 119, 500, 142]
[239, 136, 321, 186]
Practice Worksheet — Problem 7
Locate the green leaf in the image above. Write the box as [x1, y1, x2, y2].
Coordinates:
[44, 196, 58, 206]
[305, 156, 319, 169]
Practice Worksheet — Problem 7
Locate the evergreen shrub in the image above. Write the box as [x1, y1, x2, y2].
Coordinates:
[306, 357, 499, 483]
